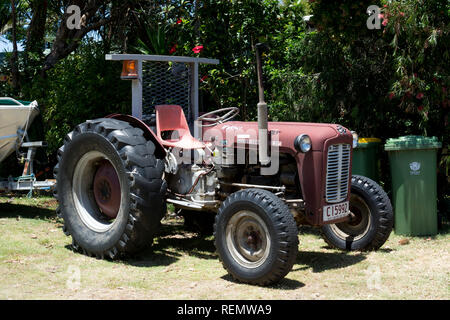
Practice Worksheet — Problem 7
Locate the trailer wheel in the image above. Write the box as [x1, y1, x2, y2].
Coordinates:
[54, 118, 166, 259]
[321, 175, 393, 251]
[214, 188, 298, 286]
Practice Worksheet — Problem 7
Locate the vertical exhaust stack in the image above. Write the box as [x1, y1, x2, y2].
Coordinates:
[255, 43, 270, 166]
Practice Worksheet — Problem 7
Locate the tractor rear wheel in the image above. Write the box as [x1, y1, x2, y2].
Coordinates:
[54, 118, 167, 259]
[321, 175, 393, 251]
[214, 188, 299, 286]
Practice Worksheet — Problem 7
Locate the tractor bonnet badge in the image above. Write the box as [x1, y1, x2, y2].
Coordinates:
[336, 125, 346, 135]
[409, 161, 421, 175]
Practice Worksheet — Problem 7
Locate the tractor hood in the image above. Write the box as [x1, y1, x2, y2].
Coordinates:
[202, 120, 354, 226]
[202, 121, 353, 153]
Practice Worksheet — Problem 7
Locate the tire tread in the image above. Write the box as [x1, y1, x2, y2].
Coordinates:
[321, 175, 393, 251]
[214, 188, 299, 286]
[54, 118, 166, 259]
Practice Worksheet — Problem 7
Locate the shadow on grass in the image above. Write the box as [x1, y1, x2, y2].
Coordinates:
[127, 250, 179, 268]
[294, 250, 366, 273]
[16, 208, 366, 277]
[0, 201, 56, 220]
[438, 219, 450, 235]
[64, 216, 449, 267]
[101, 221, 367, 274]
[298, 225, 322, 236]
[63, 243, 181, 268]
[122, 220, 217, 268]
[220, 274, 305, 290]
[155, 220, 216, 258]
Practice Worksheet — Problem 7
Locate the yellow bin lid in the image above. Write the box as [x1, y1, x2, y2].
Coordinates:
[358, 137, 382, 144]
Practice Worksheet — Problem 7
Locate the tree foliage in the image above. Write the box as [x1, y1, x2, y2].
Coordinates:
[0, 1, 447, 193]
[31, 40, 130, 153]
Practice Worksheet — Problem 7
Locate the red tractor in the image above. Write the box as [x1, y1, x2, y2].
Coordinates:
[54, 46, 393, 286]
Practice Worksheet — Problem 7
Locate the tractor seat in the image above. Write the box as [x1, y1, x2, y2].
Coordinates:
[155, 105, 205, 149]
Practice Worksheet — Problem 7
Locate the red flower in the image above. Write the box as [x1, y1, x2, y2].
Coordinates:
[418, 106, 424, 112]
[378, 13, 384, 19]
[416, 92, 424, 99]
[382, 19, 388, 26]
[388, 92, 395, 100]
[399, 12, 405, 17]
[169, 44, 177, 54]
[192, 45, 204, 54]
[176, 18, 182, 24]
[200, 75, 208, 82]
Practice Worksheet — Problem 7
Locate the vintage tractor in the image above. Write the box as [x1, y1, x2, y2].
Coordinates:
[54, 45, 393, 286]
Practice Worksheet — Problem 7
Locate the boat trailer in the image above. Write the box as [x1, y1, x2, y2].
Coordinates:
[0, 140, 55, 195]
[0, 98, 55, 196]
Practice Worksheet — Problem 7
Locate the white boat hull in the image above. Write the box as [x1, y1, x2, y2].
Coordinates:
[0, 102, 39, 164]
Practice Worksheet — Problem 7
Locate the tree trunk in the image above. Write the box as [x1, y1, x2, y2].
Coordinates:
[9, 0, 19, 93]
[40, 1, 114, 77]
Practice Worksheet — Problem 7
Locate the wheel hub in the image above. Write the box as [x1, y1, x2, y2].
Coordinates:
[348, 206, 363, 226]
[226, 210, 271, 268]
[93, 160, 121, 219]
[330, 194, 371, 241]
[245, 228, 262, 251]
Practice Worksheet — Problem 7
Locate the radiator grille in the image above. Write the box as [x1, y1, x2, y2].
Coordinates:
[325, 144, 351, 203]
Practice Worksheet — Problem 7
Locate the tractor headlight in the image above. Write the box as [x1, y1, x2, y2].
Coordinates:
[294, 134, 312, 153]
[351, 131, 358, 148]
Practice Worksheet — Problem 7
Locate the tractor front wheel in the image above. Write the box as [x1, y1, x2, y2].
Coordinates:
[214, 188, 299, 286]
[54, 118, 167, 259]
[321, 175, 393, 251]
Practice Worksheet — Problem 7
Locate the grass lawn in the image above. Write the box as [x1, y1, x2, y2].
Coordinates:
[0, 194, 448, 300]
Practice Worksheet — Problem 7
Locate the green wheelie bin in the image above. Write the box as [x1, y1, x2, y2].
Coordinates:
[384, 136, 442, 236]
[352, 138, 382, 182]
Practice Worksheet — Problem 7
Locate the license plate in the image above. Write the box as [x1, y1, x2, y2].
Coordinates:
[323, 201, 349, 222]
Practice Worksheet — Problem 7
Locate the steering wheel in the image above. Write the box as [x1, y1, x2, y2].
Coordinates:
[196, 107, 239, 127]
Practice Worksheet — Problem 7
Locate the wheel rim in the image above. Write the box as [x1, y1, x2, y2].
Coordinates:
[93, 160, 121, 219]
[329, 194, 371, 241]
[225, 210, 271, 269]
[72, 151, 121, 232]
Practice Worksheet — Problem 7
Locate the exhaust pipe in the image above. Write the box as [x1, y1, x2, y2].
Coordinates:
[255, 43, 270, 165]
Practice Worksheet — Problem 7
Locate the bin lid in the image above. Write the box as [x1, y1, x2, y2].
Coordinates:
[384, 135, 442, 151]
[355, 137, 381, 148]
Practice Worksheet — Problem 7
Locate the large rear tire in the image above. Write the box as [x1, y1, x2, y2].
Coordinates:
[54, 118, 167, 259]
[321, 175, 393, 251]
[214, 188, 299, 286]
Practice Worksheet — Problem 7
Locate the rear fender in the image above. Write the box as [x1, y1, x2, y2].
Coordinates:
[105, 114, 166, 159]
